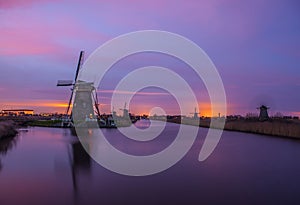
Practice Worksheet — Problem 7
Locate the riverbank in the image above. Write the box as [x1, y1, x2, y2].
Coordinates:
[223, 119, 300, 139]
[0, 116, 139, 129]
[27, 120, 63, 127]
[0, 121, 18, 140]
[167, 118, 300, 139]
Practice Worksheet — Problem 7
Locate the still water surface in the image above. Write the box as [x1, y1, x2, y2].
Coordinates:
[0, 120, 300, 205]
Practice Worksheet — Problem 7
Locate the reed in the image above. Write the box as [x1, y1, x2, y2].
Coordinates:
[167, 118, 300, 139]
[0, 121, 18, 140]
[224, 119, 300, 139]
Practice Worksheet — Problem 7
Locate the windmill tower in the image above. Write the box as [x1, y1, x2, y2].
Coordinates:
[190, 107, 200, 119]
[257, 105, 270, 121]
[112, 106, 117, 118]
[119, 102, 129, 118]
[72, 81, 96, 124]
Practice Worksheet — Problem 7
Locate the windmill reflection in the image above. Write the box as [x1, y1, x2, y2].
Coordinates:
[0, 136, 18, 171]
[69, 139, 91, 193]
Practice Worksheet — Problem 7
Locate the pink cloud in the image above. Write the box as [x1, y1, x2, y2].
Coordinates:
[1, 28, 61, 55]
[0, 0, 273, 58]
[0, 0, 57, 9]
[0, 5, 109, 57]
[291, 112, 300, 117]
[98, 90, 170, 96]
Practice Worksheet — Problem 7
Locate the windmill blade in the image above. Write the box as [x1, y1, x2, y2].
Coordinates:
[93, 90, 101, 118]
[57, 80, 73, 86]
[66, 51, 85, 117]
[66, 89, 74, 116]
[74, 51, 85, 83]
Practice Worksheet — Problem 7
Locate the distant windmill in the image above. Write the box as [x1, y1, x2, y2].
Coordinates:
[112, 106, 117, 117]
[190, 107, 200, 119]
[119, 102, 129, 118]
[57, 51, 100, 119]
[257, 105, 270, 121]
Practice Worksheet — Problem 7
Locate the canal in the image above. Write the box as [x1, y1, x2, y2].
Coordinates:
[0, 120, 299, 204]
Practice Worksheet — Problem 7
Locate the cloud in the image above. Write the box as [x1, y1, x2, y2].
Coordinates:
[0, 4, 109, 57]
[291, 112, 300, 117]
[79, 0, 272, 42]
[98, 90, 171, 96]
[0, 0, 57, 9]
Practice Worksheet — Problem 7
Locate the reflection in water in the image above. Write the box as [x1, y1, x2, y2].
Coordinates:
[0, 135, 18, 171]
[69, 140, 91, 192]
[0, 124, 300, 204]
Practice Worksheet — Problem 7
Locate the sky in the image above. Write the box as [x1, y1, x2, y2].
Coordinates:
[0, 0, 299, 116]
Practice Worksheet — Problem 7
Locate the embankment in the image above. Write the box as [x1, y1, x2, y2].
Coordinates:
[224, 119, 300, 139]
[167, 118, 300, 139]
[0, 121, 18, 140]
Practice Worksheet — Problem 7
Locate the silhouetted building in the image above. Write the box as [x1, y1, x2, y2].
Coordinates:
[258, 105, 269, 121]
[72, 81, 96, 126]
[190, 107, 200, 119]
[1, 109, 34, 116]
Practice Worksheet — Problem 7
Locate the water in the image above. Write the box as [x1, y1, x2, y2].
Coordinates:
[0, 120, 300, 205]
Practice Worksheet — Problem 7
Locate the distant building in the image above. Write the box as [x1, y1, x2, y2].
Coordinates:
[1, 109, 34, 116]
[258, 105, 269, 121]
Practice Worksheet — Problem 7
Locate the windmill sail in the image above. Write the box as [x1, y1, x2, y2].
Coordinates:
[66, 51, 85, 116]
[57, 80, 73, 86]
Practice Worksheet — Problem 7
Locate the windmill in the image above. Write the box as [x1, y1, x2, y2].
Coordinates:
[119, 102, 129, 118]
[112, 106, 117, 118]
[257, 105, 270, 121]
[57, 51, 100, 120]
[190, 107, 200, 119]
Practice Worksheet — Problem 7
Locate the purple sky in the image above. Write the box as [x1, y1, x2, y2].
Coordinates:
[0, 0, 299, 116]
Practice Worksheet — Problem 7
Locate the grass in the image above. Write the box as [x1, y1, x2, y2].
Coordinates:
[225, 119, 300, 138]
[27, 120, 62, 127]
[0, 121, 18, 140]
[166, 118, 300, 139]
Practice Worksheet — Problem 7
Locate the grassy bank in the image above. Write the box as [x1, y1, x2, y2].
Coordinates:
[0, 121, 18, 140]
[167, 118, 300, 139]
[224, 119, 300, 139]
[27, 120, 62, 127]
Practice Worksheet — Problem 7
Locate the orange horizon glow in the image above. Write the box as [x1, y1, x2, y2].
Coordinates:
[0, 100, 215, 116]
[1, 100, 298, 117]
[291, 112, 300, 117]
[0, 101, 70, 114]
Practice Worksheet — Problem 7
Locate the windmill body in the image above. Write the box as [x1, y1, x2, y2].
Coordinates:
[190, 107, 200, 119]
[72, 81, 97, 127]
[119, 102, 129, 119]
[258, 105, 269, 121]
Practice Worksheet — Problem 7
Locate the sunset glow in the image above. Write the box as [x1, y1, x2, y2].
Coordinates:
[0, 101, 70, 113]
[0, 0, 299, 116]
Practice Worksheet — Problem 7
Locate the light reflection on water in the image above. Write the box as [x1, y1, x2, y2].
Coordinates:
[0, 120, 299, 205]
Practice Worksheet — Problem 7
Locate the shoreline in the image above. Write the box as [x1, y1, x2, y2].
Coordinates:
[0, 121, 18, 140]
[1, 116, 299, 140]
[165, 118, 300, 139]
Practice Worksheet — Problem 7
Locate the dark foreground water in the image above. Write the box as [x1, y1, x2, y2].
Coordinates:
[0, 120, 300, 205]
